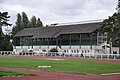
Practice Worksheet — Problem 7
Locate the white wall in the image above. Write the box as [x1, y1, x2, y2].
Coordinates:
[111, 47, 119, 54]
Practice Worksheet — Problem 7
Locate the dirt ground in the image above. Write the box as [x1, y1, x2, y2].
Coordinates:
[0, 55, 120, 80]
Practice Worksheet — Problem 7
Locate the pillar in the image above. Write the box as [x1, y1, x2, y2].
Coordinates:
[14, 38, 16, 49]
[39, 38, 41, 49]
[59, 36, 62, 49]
[90, 33, 92, 49]
[28, 37, 30, 49]
[48, 38, 49, 49]
[69, 35, 71, 49]
[20, 37, 23, 49]
[56, 38, 58, 49]
[79, 34, 81, 49]
[31, 39, 33, 49]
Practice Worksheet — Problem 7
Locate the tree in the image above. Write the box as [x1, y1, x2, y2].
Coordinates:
[117, 0, 120, 13]
[29, 16, 43, 27]
[98, 13, 120, 42]
[36, 18, 43, 27]
[12, 12, 44, 36]
[98, 0, 120, 43]
[30, 16, 37, 27]
[0, 12, 11, 36]
[12, 12, 29, 35]
[12, 13, 22, 35]
[98, 1, 120, 54]
[0, 12, 12, 51]
[22, 12, 29, 28]
[12, 13, 23, 46]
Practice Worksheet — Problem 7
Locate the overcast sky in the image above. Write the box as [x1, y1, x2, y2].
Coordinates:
[0, 0, 118, 26]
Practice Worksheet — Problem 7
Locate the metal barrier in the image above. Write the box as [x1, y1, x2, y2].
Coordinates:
[0, 51, 14, 55]
[0, 51, 120, 60]
[44, 52, 120, 60]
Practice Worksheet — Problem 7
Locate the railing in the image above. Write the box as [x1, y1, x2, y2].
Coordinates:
[0, 51, 14, 55]
[0, 51, 120, 60]
[45, 52, 120, 60]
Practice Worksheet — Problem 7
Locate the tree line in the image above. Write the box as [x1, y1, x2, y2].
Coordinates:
[0, 12, 43, 51]
[12, 12, 43, 35]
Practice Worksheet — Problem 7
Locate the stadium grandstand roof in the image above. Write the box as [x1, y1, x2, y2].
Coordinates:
[14, 22, 101, 38]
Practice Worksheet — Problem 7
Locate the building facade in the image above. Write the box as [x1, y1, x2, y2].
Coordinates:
[13, 22, 119, 55]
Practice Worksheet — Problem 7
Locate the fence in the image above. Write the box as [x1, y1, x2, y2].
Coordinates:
[0, 51, 120, 60]
[44, 52, 120, 60]
[0, 51, 14, 55]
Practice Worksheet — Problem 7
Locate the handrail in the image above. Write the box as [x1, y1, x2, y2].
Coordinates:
[0, 51, 120, 60]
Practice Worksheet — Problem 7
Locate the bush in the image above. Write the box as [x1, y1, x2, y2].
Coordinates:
[49, 48, 58, 52]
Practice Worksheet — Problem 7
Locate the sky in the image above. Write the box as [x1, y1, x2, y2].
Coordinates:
[0, 0, 118, 28]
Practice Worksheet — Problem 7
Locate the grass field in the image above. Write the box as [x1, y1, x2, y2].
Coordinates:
[0, 70, 36, 77]
[0, 57, 120, 74]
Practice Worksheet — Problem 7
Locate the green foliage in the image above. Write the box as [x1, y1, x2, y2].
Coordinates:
[12, 12, 43, 46]
[0, 57, 120, 74]
[36, 18, 43, 27]
[49, 48, 58, 52]
[98, 1, 120, 43]
[29, 16, 43, 27]
[98, 12, 120, 42]
[0, 12, 12, 37]
[12, 12, 43, 35]
[12, 13, 22, 35]
[0, 12, 12, 27]
[0, 35, 13, 51]
[29, 16, 37, 27]
[117, 0, 120, 12]
[22, 12, 29, 28]
[0, 12, 12, 51]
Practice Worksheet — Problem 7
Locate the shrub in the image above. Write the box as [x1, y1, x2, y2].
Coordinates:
[49, 48, 58, 52]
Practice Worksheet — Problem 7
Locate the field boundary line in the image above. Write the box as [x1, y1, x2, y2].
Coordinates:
[101, 73, 120, 75]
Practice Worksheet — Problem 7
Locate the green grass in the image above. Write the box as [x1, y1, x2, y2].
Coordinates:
[0, 70, 36, 77]
[0, 57, 120, 74]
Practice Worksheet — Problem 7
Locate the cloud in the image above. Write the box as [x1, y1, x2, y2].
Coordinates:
[0, 0, 4, 4]
[43, 0, 85, 16]
[0, 0, 118, 26]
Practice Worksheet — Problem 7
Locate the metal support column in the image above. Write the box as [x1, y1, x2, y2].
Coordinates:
[31, 39, 33, 49]
[90, 33, 92, 49]
[20, 37, 23, 49]
[39, 39, 41, 49]
[35, 38, 37, 46]
[79, 34, 81, 49]
[60, 36, 62, 49]
[69, 35, 71, 49]
[14, 38, 16, 49]
[56, 38, 58, 49]
[48, 38, 49, 49]
[28, 37, 30, 49]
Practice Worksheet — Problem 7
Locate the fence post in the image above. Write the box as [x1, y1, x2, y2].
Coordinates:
[101, 54, 102, 59]
[95, 53, 96, 59]
[114, 54, 116, 60]
[107, 54, 109, 59]
[84, 53, 85, 58]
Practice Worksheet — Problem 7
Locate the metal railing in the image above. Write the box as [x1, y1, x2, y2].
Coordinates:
[0, 51, 14, 55]
[0, 51, 120, 60]
[39, 52, 120, 60]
